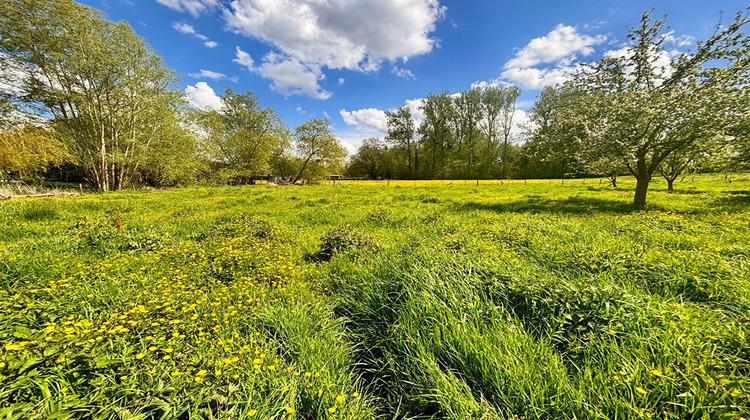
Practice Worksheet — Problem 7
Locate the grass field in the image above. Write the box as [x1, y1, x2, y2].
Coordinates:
[1, 174, 749, 419]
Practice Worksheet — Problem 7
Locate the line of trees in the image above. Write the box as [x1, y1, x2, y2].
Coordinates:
[347, 10, 750, 207]
[0, 0, 346, 189]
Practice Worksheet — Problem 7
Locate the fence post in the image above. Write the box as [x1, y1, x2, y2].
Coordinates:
[79, 183, 83, 196]
[476, 179, 479, 186]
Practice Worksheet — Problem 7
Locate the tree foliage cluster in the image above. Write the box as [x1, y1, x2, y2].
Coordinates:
[0, 0, 346, 189]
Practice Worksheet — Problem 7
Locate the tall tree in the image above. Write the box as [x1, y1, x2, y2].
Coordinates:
[497, 86, 522, 178]
[0, 0, 187, 191]
[418, 92, 454, 178]
[453, 89, 482, 177]
[291, 119, 347, 183]
[0, 126, 68, 178]
[385, 106, 416, 177]
[199, 88, 289, 183]
[563, 10, 749, 207]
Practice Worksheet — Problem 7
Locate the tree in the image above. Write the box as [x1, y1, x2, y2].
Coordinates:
[0, 126, 68, 178]
[0, 0, 188, 191]
[418, 92, 454, 178]
[496, 86, 522, 178]
[453, 89, 482, 178]
[198, 88, 289, 183]
[526, 86, 586, 179]
[385, 106, 416, 177]
[563, 10, 749, 207]
[348, 138, 386, 179]
[291, 119, 347, 183]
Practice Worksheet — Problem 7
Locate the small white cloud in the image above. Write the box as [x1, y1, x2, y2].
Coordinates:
[157, 0, 219, 17]
[184, 82, 223, 111]
[204, 41, 218, 48]
[338, 78, 345, 85]
[172, 22, 196, 35]
[189, 69, 227, 79]
[339, 108, 388, 134]
[392, 66, 416, 79]
[233, 47, 255, 70]
[323, 110, 331, 119]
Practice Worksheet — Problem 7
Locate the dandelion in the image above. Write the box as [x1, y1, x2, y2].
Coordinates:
[135, 353, 145, 360]
[328, 407, 336, 413]
[336, 395, 345, 403]
[248, 409, 257, 416]
[635, 387, 647, 395]
[650, 369, 662, 376]
[351, 392, 359, 397]
[283, 406, 295, 414]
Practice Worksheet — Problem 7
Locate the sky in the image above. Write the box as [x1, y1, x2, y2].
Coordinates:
[80, 0, 747, 154]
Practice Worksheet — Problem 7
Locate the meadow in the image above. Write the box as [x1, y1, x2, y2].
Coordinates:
[0, 174, 749, 419]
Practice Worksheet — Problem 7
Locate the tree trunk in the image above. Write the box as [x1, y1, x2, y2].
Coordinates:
[634, 176, 650, 208]
[667, 179, 674, 191]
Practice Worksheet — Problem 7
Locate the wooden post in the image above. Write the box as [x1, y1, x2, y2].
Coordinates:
[476, 179, 479, 186]
[524, 179, 527, 185]
[387, 179, 390, 187]
[79, 183, 83, 196]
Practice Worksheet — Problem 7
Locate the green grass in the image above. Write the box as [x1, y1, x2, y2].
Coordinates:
[0, 174, 749, 419]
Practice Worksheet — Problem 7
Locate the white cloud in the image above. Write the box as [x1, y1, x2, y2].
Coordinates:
[234, 48, 331, 99]
[157, 0, 219, 17]
[474, 24, 605, 90]
[172, 22, 197, 34]
[184, 82, 223, 111]
[505, 24, 605, 69]
[225, 0, 445, 98]
[172, 22, 217, 48]
[338, 78, 345, 85]
[392, 66, 416, 79]
[233, 46, 255, 68]
[189, 69, 227, 79]
[339, 108, 388, 134]
[500, 67, 573, 90]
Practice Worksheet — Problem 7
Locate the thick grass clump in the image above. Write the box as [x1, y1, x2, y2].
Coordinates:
[0, 174, 749, 418]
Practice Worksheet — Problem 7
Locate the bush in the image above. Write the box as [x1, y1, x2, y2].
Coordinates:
[316, 224, 374, 261]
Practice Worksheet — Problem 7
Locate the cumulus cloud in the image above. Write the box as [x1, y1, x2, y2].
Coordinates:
[339, 108, 388, 133]
[472, 24, 605, 90]
[184, 82, 223, 111]
[225, 0, 445, 98]
[204, 41, 218, 48]
[234, 48, 331, 99]
[156, 0, 219, 17]
[505, 24, 605, 69]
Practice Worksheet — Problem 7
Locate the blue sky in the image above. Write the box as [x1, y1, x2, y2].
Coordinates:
[82, 0, 747, 153]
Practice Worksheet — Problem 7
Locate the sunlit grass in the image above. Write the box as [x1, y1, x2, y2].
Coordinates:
[1, 173, 749, 418]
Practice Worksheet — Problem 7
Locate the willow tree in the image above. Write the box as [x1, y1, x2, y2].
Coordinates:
[198, 88, 289, 183]
[0, 0, 187, 191]
[564, 10, 749, 207]
[291, 119, 347, 183]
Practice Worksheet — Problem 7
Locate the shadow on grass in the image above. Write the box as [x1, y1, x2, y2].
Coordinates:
[456, 196, 662, 215]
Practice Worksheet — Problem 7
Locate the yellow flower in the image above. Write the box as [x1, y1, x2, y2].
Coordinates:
[162, 355, 171, 360]
[215, 369, 223, 376]
[248, 409, 258, 416]
[284, 406, 295, 414]
[164, 347, 174, 353]
[171, 371, 181, 377]
[635, 387, 647, 395]
[351, 392, 359, 397]
[336, 395, 345, 403]
[135, 353, 145, 360]
[148, 346, 158, 351]
[328, 407, 336, 413]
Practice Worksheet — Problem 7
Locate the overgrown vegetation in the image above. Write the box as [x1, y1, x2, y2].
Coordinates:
[1, 175, 749, 418]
